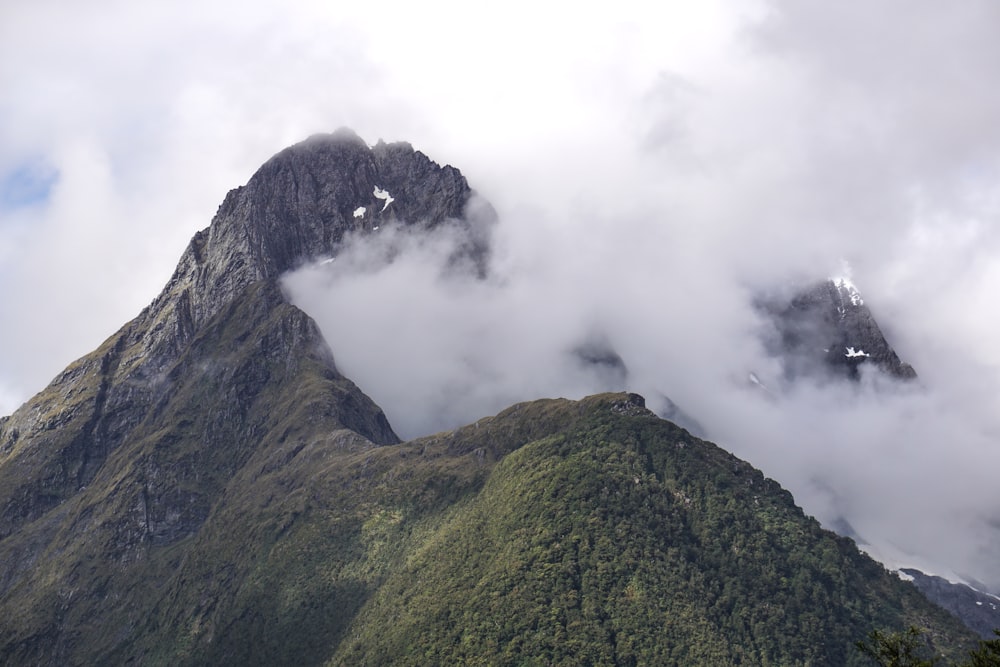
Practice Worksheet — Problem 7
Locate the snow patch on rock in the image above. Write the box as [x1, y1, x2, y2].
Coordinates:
[373, 186, 395, 211]
[833, 276, 864, 306]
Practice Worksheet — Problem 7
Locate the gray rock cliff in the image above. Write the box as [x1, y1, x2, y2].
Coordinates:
[0, 129, 487, 663]
[901, 569, 1000, 639]
[759, 278, 917, 383]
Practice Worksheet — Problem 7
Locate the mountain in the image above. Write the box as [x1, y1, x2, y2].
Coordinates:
[902, 569, 1000, 639]
[756, 277, 1000, 637]
[0, 129, 482, 663]
[325, 393, 972, 666]
[0, 130, 982, 664]
[759, 277, 917, 383]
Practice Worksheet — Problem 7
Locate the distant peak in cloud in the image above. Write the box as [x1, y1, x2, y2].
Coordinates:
[757, 278, 917, 384]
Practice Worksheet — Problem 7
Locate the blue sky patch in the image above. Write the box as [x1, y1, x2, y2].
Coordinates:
[1, 160, 59, 209]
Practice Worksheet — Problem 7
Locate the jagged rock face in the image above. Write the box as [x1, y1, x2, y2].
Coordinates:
[902, 569, 1000, 639]
[760, 279, 917, 383]
[146, 128, 489, 362]
[0, 130, 481, 536]
[178, 129, 482, 328]
[0, 130, 485, 663]
[0, 130, 466, 536]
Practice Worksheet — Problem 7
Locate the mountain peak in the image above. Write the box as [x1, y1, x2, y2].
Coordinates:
[0, 132, 489, 648]
[760, 278, 917, 383]
[309, 125, 368, 145]
[831, 275, 864, 306]
[209, 130, 471, 284]
[146, 130, 486, 348]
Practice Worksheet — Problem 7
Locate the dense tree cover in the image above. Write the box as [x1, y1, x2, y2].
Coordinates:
[326, 395, 974, 665]
[5, 393, 977, 664]
[856, 626, 940, 666]
[966, 631, 1000, 666]
[856, 627, 1000, 666]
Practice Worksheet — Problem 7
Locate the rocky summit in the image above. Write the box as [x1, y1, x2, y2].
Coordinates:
[0, 131, 983, 665]
[0, 129, 484, 663]
[759, 277, 917, 383]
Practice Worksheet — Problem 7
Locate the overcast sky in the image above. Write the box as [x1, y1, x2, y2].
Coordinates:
[3, 1, 1000, 589]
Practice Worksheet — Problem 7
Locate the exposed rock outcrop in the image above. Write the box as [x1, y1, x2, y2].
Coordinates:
[0, 129, 487, 663]
[759, 278, 917, 383]
[902, 569, 1000, 639]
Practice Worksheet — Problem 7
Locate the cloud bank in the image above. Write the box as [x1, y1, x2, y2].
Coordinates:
[4, 0, 1000, 590]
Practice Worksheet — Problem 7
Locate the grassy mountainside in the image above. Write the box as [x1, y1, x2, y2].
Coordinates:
[88, 393, 973, 666]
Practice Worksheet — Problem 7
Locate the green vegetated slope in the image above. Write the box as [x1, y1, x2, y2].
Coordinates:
[0, 280, 397, 665]
[127, 393, 587, 665]
[329, 394, 975, 666]
[124, 393, 973, 666]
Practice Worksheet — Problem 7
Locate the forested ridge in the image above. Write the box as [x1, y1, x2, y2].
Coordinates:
[87, 393, 972, 665]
